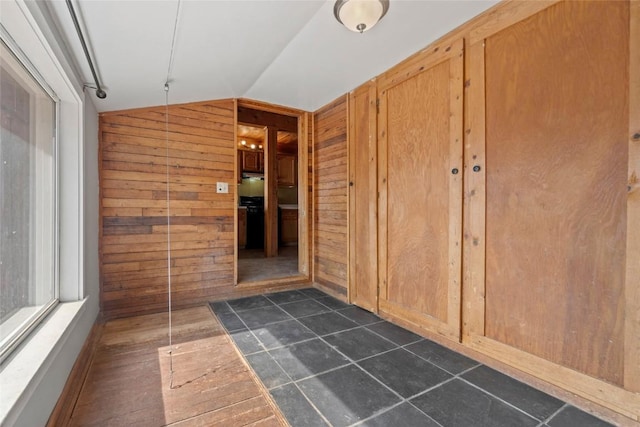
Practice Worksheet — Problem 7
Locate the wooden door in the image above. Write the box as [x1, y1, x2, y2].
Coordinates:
[238, 208, 247, 248]
[348, 81, 378, 312]
[280, 208, 298, 245]
[465, 0, 640, 415]
[242, 150, 261, 172]
[377, 39, 464, 341]
[277, 154, 297, 186]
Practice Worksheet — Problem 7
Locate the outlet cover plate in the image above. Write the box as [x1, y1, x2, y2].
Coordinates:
[216, 182, 228, 193]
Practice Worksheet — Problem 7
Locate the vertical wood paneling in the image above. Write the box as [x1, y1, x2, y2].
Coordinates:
[348, 81, 378, 311]
[385, 62, 450, 321]
[265, 127, 278, 257]
[305, 114, 314, 278]
[298, 112, 312, 278]
[99, 100, 236, 319]
[463, 41, 488, 340]
[377, 38, 464, 341]
[313, 96, 349, 295]
[483, 1, 628, 385]
[625, 0, 640, 393]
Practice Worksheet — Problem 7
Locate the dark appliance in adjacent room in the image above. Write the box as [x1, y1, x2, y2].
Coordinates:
[239, 196, 264, 249]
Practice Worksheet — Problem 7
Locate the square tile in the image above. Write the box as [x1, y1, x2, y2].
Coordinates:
[462, 365, 564, 421]
[216, 312, 246, 332]
[299, 288, 329, 298]
[324, 328, 396, 361]
[227, 295, 274, 312]
[236, 305, 292, 329]
[366, 321, 422, 346]
[316, 296, 350, 310]
[253, 319, 316, 350]
[548, 406, 614, 427]
[266, 290, 310, 305]
[358, 348, 452, 398]
[229, 329, 263, 355]
[209, 301, 231, 314]
[280, 299, 332, 318]
[406, 339, 478, 374]
[298, 364, 401, 427]
[245, 352, 291, 389]
[270, 383, 328, 427]
[336, 306, 381, 325]
[298, 312, 359, 336]
[411, 379, 538, 427]
[361, 403, 440, 427]
[270, 338, 350, 380]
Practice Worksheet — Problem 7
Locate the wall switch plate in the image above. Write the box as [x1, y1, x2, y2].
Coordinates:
[216, 182, 228, 193]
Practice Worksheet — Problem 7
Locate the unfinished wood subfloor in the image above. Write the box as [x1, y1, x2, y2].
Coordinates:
[68, 306, 286, 426]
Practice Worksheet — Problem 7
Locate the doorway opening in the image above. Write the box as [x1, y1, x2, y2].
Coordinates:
[235, 104, 308, 285]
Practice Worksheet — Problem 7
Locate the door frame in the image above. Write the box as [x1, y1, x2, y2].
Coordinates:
[234, 99, 310, 286]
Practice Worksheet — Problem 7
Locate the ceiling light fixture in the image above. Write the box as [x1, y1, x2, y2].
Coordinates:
[334, 0, 389, 34]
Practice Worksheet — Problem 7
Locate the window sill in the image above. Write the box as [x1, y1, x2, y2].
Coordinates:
[0, 299, 87, 425]
[0, 306, 43, 343]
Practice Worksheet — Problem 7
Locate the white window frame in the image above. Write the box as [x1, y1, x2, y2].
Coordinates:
[0, 31, 60, 364]
[0, 0, 86, 422]
[0, 0, 86, 302]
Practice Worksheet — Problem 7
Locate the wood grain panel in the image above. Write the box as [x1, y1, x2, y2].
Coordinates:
[483, 1, 628, 385]
[64, 307, 285, 426]
[313, 96, 349, 293]
[378, 39, 464, 341]
[386, 62, 449, 320]
[625, 0, 640, 393]
[100, 100, 239, 319]
[462, 41, 488, 341]
[348, 81, 378, 311]
[307, 113, 315, 278]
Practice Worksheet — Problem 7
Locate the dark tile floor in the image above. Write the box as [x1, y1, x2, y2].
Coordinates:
[210, 289, 613, 427]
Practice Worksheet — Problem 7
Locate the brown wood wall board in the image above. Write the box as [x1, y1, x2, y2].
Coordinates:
[625, 0, 640, 394]
[468, 0, 559, 45]
[308, 113, 315, 278]
[313, 96, 349, 291]
[100, 123, 235, 154]
[101, 131, 235, 158]
[237, 106, 298, 132]
[482, 0, 628, 385]
[104, 114, 235, 141]
[377, 38, 464, 341]
[264, 128, 279, 257]
[348, 81, 378, 311]
[306, 0, 639, 422]
[99, 100, 242, 318]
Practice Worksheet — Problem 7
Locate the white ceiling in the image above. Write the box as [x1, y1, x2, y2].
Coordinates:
[45, 0, 499, 113]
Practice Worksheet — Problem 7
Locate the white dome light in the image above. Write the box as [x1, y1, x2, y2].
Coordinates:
[334, 0, 389, 33]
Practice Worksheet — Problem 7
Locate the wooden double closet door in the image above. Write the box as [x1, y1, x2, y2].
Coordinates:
[349, 0, 638, 419]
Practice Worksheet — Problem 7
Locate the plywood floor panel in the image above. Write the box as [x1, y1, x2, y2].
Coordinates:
[67, 306, 286, 427]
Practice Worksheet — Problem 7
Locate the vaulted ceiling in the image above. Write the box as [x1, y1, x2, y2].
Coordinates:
[45, 0, 499, 113]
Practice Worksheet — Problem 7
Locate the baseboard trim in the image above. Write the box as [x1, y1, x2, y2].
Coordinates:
[46, 320, 103, 426]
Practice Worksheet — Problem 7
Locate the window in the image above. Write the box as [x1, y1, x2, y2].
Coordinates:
[0, 37, 58, 362]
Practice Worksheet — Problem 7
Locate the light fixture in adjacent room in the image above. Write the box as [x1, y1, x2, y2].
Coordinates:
[334, 0, 389, 33]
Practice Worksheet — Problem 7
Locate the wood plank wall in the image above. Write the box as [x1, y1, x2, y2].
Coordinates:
[313, 96, 349, 296]
[99, 100, 236, 319]
[308, 114, 315, 277]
